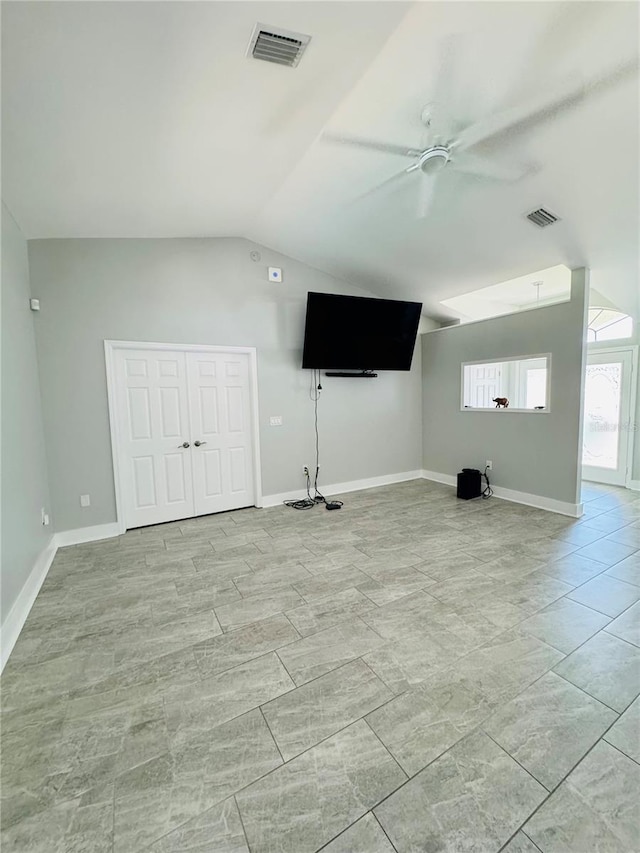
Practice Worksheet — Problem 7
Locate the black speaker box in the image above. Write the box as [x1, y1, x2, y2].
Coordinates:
[457, 468, 482, 500]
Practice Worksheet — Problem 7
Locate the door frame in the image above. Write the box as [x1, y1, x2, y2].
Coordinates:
[104, 340, 263, 534]
[582, 343, 638, 488]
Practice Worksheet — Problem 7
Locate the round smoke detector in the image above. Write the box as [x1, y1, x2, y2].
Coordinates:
[419, 146, 450, 175]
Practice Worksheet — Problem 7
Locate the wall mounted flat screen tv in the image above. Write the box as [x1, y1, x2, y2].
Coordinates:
[302, 292, 423, 371]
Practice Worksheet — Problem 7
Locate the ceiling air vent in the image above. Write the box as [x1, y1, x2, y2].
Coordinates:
[526, 207, 560, 228]
[248, 24, 311, 68]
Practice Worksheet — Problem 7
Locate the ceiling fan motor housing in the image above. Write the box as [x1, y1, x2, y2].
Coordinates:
[419, 146, 450, 174]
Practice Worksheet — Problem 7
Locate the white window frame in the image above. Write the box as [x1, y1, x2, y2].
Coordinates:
[461, 353, 552, 413]
[587, 308, 634, 344]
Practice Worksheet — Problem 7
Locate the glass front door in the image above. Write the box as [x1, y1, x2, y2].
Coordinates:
[582, 349, 634, 486]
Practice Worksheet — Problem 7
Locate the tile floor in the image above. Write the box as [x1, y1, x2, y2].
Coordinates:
[1, 479, 639, 852]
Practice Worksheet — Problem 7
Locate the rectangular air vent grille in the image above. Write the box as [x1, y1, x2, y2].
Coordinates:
[249, 25, 311, 67]
[526, 207, 560, 227]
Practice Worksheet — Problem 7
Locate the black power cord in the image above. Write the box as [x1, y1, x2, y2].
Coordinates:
[482, 466, 493, 499]
[284, 369, 343, 511]
[283, 469, 317, 510]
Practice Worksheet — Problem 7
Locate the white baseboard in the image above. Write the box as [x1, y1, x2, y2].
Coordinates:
[53, 522, 121, 548]
[420, 470, 583, 518]
[421, 469, 456, 487]
[1, 522, 122, 671]
[628, 479, 640, 492]
[262, 470, 423, 508]
[1, 537, 57, 672]
[490, 485, 583, 518]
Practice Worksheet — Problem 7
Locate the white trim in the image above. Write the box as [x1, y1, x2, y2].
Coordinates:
[490, 485, 583, 518]
[104, 340, 263, 531]
[1, 523, 121, 671]
[53, 522, 121, 548]
[459, 408, 551, 415]
[1, 537, 57, 672]
[420, 470, 583, 518]
[262, 470, 423, 508]
[628, 479, 640, 492]
[625, 346, 638, 490]
[420, 469, 456, 487]
[461, 352, 553, 367]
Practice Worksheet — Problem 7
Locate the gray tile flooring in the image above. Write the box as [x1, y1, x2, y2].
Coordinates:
[1, 479, 639, 852]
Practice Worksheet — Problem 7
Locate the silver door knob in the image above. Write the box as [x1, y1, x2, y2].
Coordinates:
[179, 442, 190, 448]
[194, 440, 207, 447]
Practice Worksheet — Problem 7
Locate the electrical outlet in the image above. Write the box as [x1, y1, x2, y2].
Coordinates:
[41, 507, 50, 526]
[302, 465, 309, 477]
[485, 460, 493, 471]
[80, 494, 91, 507]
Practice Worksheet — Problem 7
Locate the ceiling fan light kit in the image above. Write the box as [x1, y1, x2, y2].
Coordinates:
[418, 146, 450, 174]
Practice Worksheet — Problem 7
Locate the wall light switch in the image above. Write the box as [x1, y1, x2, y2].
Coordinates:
[80, 494, 91, 507]
[30, 298, 40, 311]
[268, 267, 282, 282]
[269, 415, 283, 426]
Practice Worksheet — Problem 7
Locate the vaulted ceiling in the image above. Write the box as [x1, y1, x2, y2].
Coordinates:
[2, 1, 638, 319]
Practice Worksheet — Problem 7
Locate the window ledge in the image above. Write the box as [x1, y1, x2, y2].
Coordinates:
[461, 407, 550, 414]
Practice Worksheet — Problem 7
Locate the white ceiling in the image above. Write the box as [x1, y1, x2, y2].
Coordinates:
[2, 1, 638, 319]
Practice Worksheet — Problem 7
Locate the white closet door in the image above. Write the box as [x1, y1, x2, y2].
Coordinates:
[187, 351, 255, 516]
[115, 349, 195, 528]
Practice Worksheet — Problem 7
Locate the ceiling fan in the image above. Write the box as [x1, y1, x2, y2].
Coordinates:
[322, 57, 636, 219]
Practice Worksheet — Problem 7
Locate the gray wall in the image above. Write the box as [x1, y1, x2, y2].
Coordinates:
[1, 205, 52, 623]
[28, 238, 423, 532]
[421, 269, 588, 506]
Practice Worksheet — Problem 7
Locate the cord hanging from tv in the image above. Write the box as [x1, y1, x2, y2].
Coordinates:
[301, 292, 422, 371]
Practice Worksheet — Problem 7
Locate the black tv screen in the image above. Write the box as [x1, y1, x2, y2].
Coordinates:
[302, 292, 422, 371]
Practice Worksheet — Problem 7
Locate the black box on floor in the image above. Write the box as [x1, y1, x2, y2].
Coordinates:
[457, 468, 482, 500]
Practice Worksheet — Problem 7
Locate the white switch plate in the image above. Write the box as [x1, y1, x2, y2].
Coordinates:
[268, 267, 282, 282]
[269, 415, 283, 426]
[80, 494, 91, 507]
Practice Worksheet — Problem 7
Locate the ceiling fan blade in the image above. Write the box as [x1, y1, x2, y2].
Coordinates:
[511, 3, 604, 101]
[416, 174, 437, 219]
[427, 34, 459, 139]
[450, 152, 531, 182]
[455, 59, 636, 152]
[352, 165, 417, 205]
[322, 132, 422, 159]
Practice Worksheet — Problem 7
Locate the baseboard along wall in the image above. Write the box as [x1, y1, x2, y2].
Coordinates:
[420, 469, 584, 518]
[0, 522, 120, 672]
